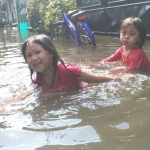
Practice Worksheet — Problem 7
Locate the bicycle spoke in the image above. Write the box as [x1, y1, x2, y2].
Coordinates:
[76, 21, 96, 46]
[51, 24, 77, 43]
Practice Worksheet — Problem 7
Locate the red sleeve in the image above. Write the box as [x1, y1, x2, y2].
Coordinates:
[58, 63, 82, 81]
[101, 46, 123, 62]
[65, 63, 82, 76]
[91, 46, 124, 65]
[126, 49, 150, 71]
[57, 63, 82, 88]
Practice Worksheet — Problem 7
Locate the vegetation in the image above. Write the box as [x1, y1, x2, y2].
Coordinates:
[26, 0, 78, 33]
[1, 19, 12, 27]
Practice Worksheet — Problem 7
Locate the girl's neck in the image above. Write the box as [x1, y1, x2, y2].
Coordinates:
[42, 67, 54, 85]
[124, 44, 138, 51]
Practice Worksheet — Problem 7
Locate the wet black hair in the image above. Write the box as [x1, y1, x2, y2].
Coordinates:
[120, 17, 147, 47]
[21, 34, 66, 86]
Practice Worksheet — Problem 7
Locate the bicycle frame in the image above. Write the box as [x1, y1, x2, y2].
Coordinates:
[53, 10, 81, 46]
[71, 11, 96, 46]
[80, 20, 95, 44]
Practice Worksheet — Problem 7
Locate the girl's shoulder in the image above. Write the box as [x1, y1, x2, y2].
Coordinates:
[58, 62, 81, 69]
[58, 62, 74, 67]
[58, 62, 82, 76]
[131, 47, 145, 54]
[116, 46, 125, 53]
[120, 45, 125, 51]
[129, 47, 149, 59]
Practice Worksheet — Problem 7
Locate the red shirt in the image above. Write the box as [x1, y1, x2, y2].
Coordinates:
[33, 63, 88, 90]
[100, 46, 150, 71]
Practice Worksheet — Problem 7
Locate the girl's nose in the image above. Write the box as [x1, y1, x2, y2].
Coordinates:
[31, 55, 37, 61]
[125, 34, 129, 39]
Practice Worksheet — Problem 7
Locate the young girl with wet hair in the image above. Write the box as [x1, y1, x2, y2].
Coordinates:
[21, 34, 133, 90]
[91, 17, 150, 73]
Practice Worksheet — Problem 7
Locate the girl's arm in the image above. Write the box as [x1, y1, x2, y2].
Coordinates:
[90, 47, 123, 66]
[109, 66, 127, 74]
[78, 70, 134, 83]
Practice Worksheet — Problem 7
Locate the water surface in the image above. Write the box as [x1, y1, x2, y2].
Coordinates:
[0, 27, 150, 150]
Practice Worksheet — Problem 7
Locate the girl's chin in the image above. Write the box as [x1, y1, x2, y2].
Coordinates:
[34, 69, 43, 73]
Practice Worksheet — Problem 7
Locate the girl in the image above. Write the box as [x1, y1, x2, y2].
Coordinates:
[21, 34, 133, 90]
[92, 17, 150, 73]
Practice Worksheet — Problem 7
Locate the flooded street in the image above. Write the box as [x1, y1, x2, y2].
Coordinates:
[0, 26, 150, 150]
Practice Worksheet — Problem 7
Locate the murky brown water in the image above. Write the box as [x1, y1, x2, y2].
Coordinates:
[0, 27, 150, 150]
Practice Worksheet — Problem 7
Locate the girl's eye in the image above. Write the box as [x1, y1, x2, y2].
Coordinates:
[130, 33, 135, 36]
[121, 32, 126, 35]
[26, 54, 31, 59]
[35, 50, 41, 54]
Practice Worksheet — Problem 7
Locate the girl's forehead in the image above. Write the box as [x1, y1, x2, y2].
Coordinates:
[27, 42, 39, 48]
[26, 42, 40, 51]
[121, 24, 137, 31]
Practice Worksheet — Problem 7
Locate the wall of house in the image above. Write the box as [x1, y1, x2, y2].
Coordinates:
[76, 0, 150, 36]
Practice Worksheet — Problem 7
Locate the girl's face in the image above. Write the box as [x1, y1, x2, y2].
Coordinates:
[120, 25, 140, 50]
[25, 42, 53, 74]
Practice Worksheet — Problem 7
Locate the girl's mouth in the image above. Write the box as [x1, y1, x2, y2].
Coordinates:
[34, 62, 41, 67]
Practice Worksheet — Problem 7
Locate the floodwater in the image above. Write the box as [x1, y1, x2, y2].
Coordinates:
[0, 26, 150, 150]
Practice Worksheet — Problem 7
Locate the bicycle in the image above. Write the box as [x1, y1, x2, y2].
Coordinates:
[71, 11, 96, 46]
[50, 1, 96, 46]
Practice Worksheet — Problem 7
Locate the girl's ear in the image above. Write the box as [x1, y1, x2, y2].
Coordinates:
[137, 38, 141, 46]
[50, 53, 54, 57]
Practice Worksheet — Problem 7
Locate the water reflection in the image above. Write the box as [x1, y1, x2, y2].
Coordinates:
[0, 27, 150, 150]
[111, 122, 130, 130]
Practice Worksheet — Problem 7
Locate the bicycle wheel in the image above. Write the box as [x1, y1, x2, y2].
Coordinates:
[77, 21, 96, 46]
[50, 23, 80, 46]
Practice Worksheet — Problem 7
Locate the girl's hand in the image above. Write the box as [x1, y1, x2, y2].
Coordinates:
[85, 61, 102, 68]
[109, 66, 126, 74]
[114, 74, 135, 81]
[121, 74, 135, 80]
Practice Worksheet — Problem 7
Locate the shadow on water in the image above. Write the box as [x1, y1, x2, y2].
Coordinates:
[0, 27, 150, 150]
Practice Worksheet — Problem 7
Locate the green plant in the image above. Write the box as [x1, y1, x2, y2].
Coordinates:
[26, 0, 78, 33]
